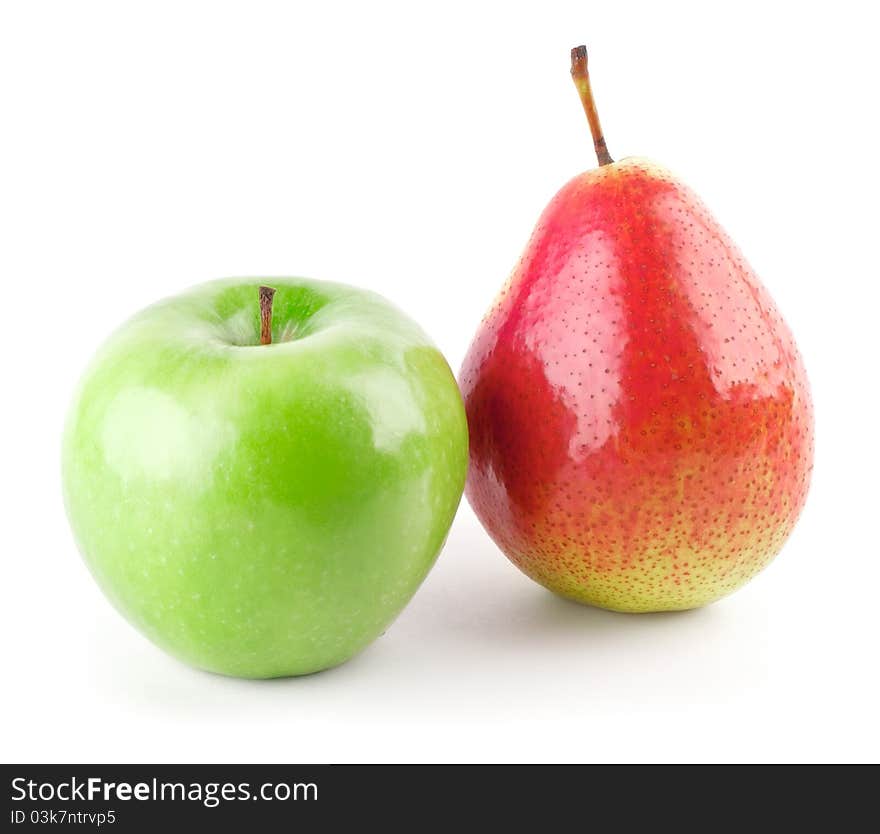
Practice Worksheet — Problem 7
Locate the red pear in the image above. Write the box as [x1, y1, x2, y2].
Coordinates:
[460, 46, 814, 612]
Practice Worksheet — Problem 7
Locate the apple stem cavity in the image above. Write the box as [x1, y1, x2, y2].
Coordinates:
[259, 285, 276, 345]
[570, 45, 613, 167]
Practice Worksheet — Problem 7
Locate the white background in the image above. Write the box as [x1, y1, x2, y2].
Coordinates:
[2, 0, 878, 763]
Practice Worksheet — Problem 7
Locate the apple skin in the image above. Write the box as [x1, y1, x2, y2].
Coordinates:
[461, 158, 814, 612]
[62, 278, 468, 677]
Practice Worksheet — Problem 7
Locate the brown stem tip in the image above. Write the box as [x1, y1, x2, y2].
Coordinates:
[570, 45, 613, 167]
[259, 285, 276, 345]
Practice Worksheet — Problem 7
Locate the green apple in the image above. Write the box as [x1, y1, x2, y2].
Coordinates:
[62, 278, 468, 678]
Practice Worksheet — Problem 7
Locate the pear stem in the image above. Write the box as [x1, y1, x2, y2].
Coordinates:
[570, 45, 613, 167]
[259, 285, 276, 345]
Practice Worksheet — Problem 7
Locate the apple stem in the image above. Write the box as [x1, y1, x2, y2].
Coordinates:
[570, 45, 613, 167]
[259, 285, 276, 345]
